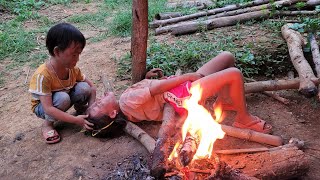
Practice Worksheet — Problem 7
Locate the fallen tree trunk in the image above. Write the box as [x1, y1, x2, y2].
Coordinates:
[150, 0, 273, 28]
[275, 10, 320, 16]
[166, 0, 213, 9]
[244, 78, 320, 93]
[289, 0, 320, 9]
[171, 10, 273, 35]
[206, 0, 304, 20]
[310, 33, 320, 99]
[221, 146, 309, 179]
[155, 12, 182, 20]
[281, 24, 317, 97]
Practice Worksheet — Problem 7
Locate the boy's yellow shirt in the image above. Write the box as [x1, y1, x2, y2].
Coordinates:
[28, 63, 85, 112]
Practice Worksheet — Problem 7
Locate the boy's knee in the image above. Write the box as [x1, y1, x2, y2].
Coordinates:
[75, 82, 91, 96]
[71, 82, 91, 104]
[53, 92, 71, 111]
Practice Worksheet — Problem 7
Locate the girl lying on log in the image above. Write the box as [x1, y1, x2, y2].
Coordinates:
[86, 51, 272, 137]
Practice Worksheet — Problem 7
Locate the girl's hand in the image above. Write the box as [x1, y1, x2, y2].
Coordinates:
[145, 68, 164, 79]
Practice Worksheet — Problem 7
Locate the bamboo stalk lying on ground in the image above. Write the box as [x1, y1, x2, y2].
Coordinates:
[245, 78, 290, 104]
[244, 78, 320, 93]
[221, 125, 283, 146]
[215, 138, 304, 154]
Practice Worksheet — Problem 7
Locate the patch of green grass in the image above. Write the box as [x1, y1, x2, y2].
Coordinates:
[0, 20, 37, 62]
[68, 11, 109, 29]
[109, 10, 132, 37]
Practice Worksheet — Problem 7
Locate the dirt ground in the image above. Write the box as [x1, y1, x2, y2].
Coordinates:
[1, 2, 320, 180]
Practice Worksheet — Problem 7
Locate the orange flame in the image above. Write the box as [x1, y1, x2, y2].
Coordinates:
[168, 83, 225, 162]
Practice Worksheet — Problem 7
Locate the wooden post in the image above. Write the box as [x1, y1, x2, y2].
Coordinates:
[131, 0, 148, 83]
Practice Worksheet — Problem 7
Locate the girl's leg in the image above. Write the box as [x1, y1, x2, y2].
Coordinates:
[196, 51, 235, 76]
[194, 68, 248, 116]
[197, 51, 235, 111]
[192, 68, 272, 133]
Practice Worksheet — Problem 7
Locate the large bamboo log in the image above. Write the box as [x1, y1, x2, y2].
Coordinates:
[281, 24, 317, 97]
[221, 146, 309, 179]
[150, 0, 272, 28]
[310, 33, 320, 99]
[244, 78, 320, 93]
[221, 125, 283, 146]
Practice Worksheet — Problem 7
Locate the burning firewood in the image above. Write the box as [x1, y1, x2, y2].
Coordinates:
[179, 132, 200, 167]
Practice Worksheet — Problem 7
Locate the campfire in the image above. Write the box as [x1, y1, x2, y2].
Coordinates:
[149, 83, 309, 180]
[164, 84, 226, 178]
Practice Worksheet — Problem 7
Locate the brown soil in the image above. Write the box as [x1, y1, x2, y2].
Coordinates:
[1, 2, 319, 180]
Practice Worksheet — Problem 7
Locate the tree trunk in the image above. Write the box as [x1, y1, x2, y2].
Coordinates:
[131, 0, 148, 83]
[281, 24, 317, 97]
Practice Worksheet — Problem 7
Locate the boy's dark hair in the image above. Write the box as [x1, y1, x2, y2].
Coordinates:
[87, 111, 127, 138]
[46, 23, 86, 56]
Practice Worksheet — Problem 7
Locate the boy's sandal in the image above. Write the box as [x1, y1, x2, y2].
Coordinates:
[232, 116, 272, 134]
[43, 129, 61, 144]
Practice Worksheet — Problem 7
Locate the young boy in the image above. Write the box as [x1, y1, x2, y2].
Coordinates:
[86, 52, 272, 135]
[29, 23, 95, 144]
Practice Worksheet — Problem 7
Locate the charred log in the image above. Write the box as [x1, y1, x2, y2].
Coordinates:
[179, 132, 200, 167]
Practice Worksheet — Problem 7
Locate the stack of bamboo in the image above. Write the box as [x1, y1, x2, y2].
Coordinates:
[150, 0, 320, 36]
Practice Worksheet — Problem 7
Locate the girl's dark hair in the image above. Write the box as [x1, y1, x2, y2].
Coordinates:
[46, 23, 86, 56]
[87, 111, 127, 138]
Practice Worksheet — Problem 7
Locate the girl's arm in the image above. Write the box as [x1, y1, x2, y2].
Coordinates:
[149, 73, 202, 96]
